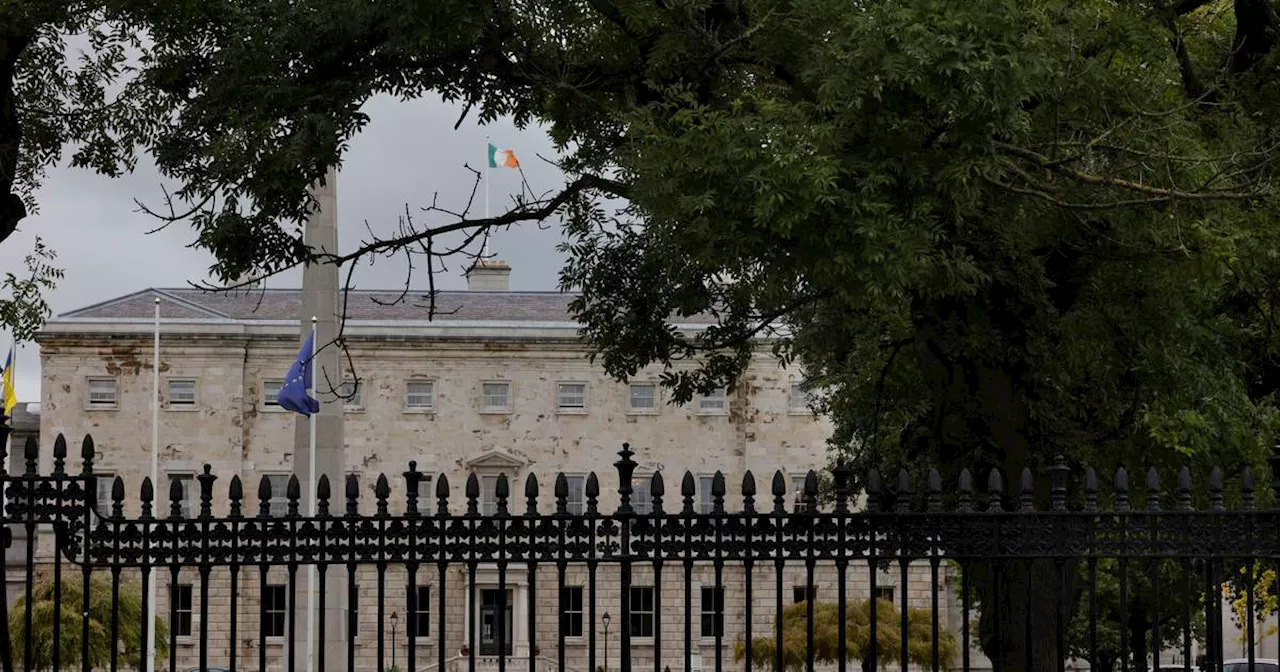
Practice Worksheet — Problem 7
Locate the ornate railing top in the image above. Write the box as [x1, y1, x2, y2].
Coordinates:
[4, 432, 1280, 568]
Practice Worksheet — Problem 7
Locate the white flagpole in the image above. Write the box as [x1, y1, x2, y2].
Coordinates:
[485, 137, 491, 224]
[306, 316, 318, 672]
[147, 297, 160, 672]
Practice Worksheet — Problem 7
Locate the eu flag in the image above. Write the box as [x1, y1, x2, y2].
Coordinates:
[277, 332, 319, 416]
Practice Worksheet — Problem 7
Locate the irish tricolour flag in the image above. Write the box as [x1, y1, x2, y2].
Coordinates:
[488, 143, 520, 169]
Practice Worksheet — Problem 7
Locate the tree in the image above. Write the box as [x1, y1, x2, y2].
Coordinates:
[14, 0, 1280, 669]
[7, 574, 168, 671]
[732, 599, 958, 671]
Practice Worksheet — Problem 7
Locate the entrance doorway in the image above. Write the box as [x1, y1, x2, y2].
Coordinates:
[479, 589, 513, 656]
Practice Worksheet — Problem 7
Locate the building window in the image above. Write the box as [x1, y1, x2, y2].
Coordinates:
[171, 584, 193, 636]
[169, 475, 194, 518]
[556, 383, 586, 411]
[560, 586, 584, 638]
[628, 586, 655, 637]
[481, 382, 511, 413]
[265, 474, 290, 517]
[631, 477, 653, 515]
[792, 475, 809, 512]
[263, 380, 284, 407]
[414, 474, 435, 509]
[94, 472, 115, 514]
[874, 586, 894, 603]
[87, 377, 118, 409]
[792, 585, 817, 604]
[414, 586, 431, 638]
[406, 380, 435, 410]
[263, 584, 287, 637]
[565, 475, 586, 516]
[629, 383, 657, 411]
[480, 475, 501, 516]
[789, 383, 812, 413]
[167, 378, 197, 407]
[698, 476, 715, 514]
[700, 586, 724, 638]
[337, 380, 362, 409]
[697, 388, 727, 413]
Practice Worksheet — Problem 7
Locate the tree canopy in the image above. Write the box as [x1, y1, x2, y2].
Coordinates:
[8, 1, 1280, 668]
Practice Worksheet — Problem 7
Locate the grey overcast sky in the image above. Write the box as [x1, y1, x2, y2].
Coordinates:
[0, 94, 568, 402]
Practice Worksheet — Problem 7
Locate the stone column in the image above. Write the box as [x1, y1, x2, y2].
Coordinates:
[293, 167, 348, 671]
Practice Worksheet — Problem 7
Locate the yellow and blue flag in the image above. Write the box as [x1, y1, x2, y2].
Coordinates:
[1, 348, 17, 416]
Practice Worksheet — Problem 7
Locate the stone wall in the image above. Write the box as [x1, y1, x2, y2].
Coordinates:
[36, 333, 833, 515]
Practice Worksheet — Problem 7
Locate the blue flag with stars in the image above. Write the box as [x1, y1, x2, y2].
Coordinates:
[277, 332, 319, 415]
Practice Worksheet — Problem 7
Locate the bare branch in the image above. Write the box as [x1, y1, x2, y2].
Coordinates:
[994, 142, 1267, 201]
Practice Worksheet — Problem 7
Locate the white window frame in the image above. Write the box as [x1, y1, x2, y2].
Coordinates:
[564, 475, 586, 516]
[627, 383, 658, 414]
[699, 585, 725, 639]
[480, 381, 512, 414]
[174, 584, 194, 638]
[94, 472, 116, 515]
[413, 585, 432, 641]
[791, 474, 810, 513]
[166, 377, 198, 410]
[86, 377, 118, 410]
[631, 476, 654, 515]
[556, 382, 588, 413]
[262, 379, 285, 409]
[480, 474, 503, 516]
[696, 388, 728, 414]
[405, 379, 436, 411]
[698, 476, 716, 514]
[789, 382, 813, 414]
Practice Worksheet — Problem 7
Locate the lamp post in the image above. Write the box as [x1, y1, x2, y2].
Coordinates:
[390, 612, 399, 671]
[602, 612, 612, 672]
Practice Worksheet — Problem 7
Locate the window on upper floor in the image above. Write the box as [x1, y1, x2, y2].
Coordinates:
[557, 382, 587, 412]
[87, 377, 118, 409]
[481, 382, 511, 413]
[167, 378, 198, 407]
[406, 380, 435, 410]
[629, 383, 658, 412]
[262, 380, 283, 407]
[789, 383, 813, 413]
[696, 388, 727, 413]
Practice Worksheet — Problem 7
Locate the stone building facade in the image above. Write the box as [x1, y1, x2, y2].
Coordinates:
[32, 269, 955, 672]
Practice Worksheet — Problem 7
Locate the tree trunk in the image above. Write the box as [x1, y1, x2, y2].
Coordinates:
[978, 559, 1078, 672]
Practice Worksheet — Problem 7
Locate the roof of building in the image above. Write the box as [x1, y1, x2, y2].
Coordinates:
[57, 287, 583, 322]
[53, 287, 709, 325]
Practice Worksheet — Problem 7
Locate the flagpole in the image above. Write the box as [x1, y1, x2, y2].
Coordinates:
[485, 136, 491, 224]
[306, 316, 318, 672]
[147, 297, 160, 672]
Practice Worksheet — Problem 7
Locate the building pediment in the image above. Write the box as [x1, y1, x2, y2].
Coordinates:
[463, 450, 526, 472]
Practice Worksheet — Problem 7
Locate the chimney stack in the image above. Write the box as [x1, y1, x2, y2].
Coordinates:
[466, 258, 511, 291]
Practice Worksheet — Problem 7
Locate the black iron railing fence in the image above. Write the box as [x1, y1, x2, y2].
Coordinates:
[2, 428, 1280, 672]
